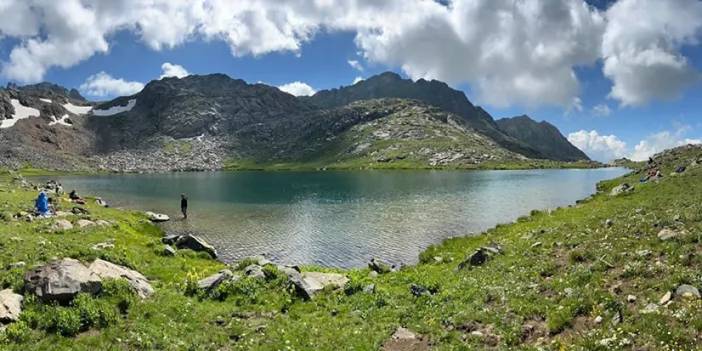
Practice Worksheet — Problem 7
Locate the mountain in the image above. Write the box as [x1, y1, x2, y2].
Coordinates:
[496, 115, 589, 162]
[0, 73, 590, 172]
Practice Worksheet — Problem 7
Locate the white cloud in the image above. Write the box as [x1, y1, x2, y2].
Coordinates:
[568, 130, 628, 162]
[602, 0, 702, 106]
[159, 62, 189, 79]
[79, 72, 144, 97]
[278, 81, 316, 96]
[1, 0, 700, 108]
[353, 76, 364, 84]
[630, 130, 702, 161]
[569, 126, 702, 162]
[592, 104, 612, 117]
[566, 97, 584, 115]
[348, 59, 364, 71]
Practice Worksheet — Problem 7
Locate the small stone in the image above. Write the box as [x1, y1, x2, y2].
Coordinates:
[391, 327, 417, 340]
[433, 256, 443, 263]
[530, 241, 543, 248]
[675, 284, 700, 299]
[640, 303, 658, 314]
[77, 219, 96, 228]
[410, 283, 431, 297]
[657, 228, 679, 241]
[7, 261, 26, 269]
[470, 330, 484, 338]
[659, 291, 672, 305]
[605, 219, 614, 227]
[564, 287, 574, 296]
[594, 316, 603, 324]
[363, 284, 376, 294]
[91, 242, 115, 250]
[626, 295, 637, 303]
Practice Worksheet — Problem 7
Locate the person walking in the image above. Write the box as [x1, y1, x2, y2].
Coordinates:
[180, 193, 188, 219]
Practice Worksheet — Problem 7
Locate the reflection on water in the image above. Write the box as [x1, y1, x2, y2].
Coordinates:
[43, 168, 627, 268]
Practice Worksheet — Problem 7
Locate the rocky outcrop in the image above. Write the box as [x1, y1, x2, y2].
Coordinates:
[496, 115, 589, 161]
[88, 259, 154, 299]
[24, 258, 102, 303]
[198, 269, 237, 291]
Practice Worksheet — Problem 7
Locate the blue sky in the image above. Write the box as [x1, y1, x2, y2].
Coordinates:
[0, 0, 700, 162]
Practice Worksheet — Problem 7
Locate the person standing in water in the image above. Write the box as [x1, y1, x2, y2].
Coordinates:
[180, 193, 188, 219]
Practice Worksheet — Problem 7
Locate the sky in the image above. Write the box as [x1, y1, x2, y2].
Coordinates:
[0, 0, 701, 162]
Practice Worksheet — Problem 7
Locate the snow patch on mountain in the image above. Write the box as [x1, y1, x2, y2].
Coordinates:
[63, 102, 92, 115]
[1, 99, 40, 129]
[49, 114, 72, 127]
[92, 99, 136, 116]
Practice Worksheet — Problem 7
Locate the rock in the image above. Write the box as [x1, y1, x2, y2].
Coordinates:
[77, 219, 96, 228]
[301, 272, 349, 295]
[369, 258, 393, 274]
[24, 258, 102, 303]
[381, 327, 430, 351]
[410, 283, 431, 297]
[52, 219, 73, 231]
[363, 284, 376, 294]
[605, 219, 614, 227]
[146, 211, 170, 222]
[626, 294, 637, 303]
[244, 265, 265, 279]
[594, 316, 603, 324]
[95, 198, 108, 207]
[175, 234, 217, 258]
[610, 183, 633, 196]
[457, 248, 488, 269]
[482, 243, 503, 255]
[91, 242, 114, 250]
[244, 255, 273, 266]
[198, 269, 236, 291]
[659, 291, 672, 305]
[162, 245, 176, 256]
[657, 228, 679, 241]
[675, 284, 700, 299]
[530, 241, 543, 249]
[6, 261, 26, 269]
[88, 259, 153, 299]
[282, 268, 315, 300]
[0, 289, 23, 323]
[95, 220, 111, 227]
[161, 234, 181, 245]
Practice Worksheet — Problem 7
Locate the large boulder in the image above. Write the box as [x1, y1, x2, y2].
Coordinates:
[198, 269, 237, 291]
[88, 259, 154, 299]
[280, 267, 315, 300]
[175, 234, 217, 259]
[52, 219, 73, 231]
[0, 289, 23, 323]
[24, 258, 102, 303]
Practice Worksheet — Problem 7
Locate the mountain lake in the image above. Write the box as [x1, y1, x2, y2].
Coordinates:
[40, 168, 629, 268]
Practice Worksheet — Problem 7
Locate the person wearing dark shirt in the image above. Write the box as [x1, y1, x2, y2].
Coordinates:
[181, 194, 188, 219]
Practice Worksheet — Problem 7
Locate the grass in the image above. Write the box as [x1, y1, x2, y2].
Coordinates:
[1, 146, 701, 350]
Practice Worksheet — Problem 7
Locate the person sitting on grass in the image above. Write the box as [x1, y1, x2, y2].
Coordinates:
[35, 191, 51, 217]
[69, 189, 86, 205]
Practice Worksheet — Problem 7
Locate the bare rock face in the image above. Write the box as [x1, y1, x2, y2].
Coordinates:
[0, 289, 23, 323]
[24, 258, 102, 303]
[88, 259, 154, 299]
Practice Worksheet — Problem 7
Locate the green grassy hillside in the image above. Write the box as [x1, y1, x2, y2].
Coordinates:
[0, 145, 700, 350]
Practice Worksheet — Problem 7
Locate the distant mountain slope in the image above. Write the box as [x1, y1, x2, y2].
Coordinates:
[307, 72, 542, 158]
[496, 115, 589, 161]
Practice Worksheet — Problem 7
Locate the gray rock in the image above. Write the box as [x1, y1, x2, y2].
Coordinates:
[24, 258, 102, 303]
[368, 258, 394, 274]
[145, 211, 170, 222]
[175, 234, 217, 259]
[657, 228, 679, 241]
[95, 219, 111, 227]
[52, 219, 73, 231]
[363, 284, 376, 294]
[279, 267, 315, 300]
[162, 245, 176, 256]
[659, 291, 672, 305]
[244, 264, 265, 279]
[0, 289, 23, 323]
[88, 259, 153, 299]
[301, 272, 349, 295]
[675, 284, 700, 299]
[77, 219, 96, 228]
[410, 283, 431, 297]
[244, 255, 273, 266]
[610, 183, 633, 196]
[7, 261, 26, 269]
[198, 269, 236, 291]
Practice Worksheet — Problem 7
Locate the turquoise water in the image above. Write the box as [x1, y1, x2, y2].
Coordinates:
[44, 168, 627, 267]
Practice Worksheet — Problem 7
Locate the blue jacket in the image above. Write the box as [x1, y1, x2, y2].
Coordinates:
[36, 192, 49, 215]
